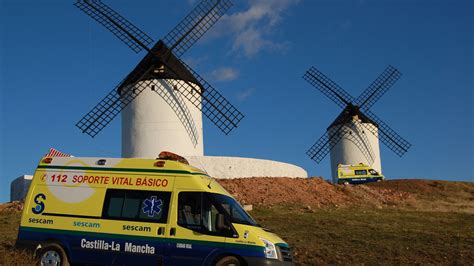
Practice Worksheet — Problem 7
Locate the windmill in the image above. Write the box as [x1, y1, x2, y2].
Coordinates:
[73, 0, 244, 158]
[302, 65, 411, 182]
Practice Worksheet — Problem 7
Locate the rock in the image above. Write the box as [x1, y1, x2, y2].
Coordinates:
[243, 204, 253, 211]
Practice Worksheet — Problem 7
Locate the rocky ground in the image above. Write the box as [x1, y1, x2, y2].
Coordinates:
[218, 178, 474, 213]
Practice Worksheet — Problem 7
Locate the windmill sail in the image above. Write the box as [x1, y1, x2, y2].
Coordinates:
[303, 66, 355, 108]
[162, 0, 233, 58]
[307, 116, 351, 163]
[76, 66, 154, 137]
[357, 65, 401, 111]
[168, 60, 244, 135]
[361, 110, 411, 156]
[74, 0, 153, 53]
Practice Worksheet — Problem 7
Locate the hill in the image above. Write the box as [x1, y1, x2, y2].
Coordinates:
[0, 178, 473, 265]
[218, 178, 474, 213]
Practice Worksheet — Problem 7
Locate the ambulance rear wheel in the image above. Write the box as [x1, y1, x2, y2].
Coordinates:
[215, 256, 241, 266]
[36, 243, 70, 266]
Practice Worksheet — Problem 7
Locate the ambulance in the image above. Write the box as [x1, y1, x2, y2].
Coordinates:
[16, 152, 294, 266]
[336, 164, 385, 185]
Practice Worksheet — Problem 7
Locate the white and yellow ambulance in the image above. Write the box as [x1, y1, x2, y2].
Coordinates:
[336, 164, 384, 185]
[16, 152, 293, 266]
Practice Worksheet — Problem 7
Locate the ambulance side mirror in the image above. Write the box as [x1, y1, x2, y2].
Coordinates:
[216, 213, 230, 231]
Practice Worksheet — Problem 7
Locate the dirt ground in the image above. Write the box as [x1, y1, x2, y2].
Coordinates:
[0, 201, 23, 214]
[217, 178, 454, 210]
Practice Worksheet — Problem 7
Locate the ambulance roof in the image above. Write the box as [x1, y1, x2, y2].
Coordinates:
[38, 156, 209, 177]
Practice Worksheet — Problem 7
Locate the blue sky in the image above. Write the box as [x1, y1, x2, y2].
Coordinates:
[1, 0, 473, 202]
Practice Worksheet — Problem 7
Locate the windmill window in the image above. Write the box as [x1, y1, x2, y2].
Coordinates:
[354, 170, 367, 176]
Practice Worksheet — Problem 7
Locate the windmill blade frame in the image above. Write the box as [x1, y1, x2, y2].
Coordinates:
[165, 60, 244, 135]
[75, 66, 154, 137]
[361, 110, 412, 156]
[307, 117, 352, 163]
[357, 65, 401, 111]
[303, 66, 356, 109]
[162, 0, 233, 59]
[74, 0, 154, 53]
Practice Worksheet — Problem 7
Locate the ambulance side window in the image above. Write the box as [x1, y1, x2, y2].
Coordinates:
[102, 189, 171, 223]
[355, 170, 368, 175]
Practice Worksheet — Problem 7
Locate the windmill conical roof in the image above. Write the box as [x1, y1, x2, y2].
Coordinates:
[119, 40, 201, 94]
[327, 106, 378, 130]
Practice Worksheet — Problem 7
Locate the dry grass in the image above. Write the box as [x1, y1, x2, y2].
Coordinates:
[252, 205, 474, 265]
[0, 249, 36, 266]
[0, 211, 35, 266]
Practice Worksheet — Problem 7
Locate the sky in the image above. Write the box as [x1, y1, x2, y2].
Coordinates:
[1, 0, 473, 202]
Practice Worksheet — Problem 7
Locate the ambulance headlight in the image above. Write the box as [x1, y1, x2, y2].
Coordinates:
[259, 237, 278, 259]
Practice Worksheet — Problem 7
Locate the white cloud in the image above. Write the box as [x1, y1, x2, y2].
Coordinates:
[214, 0, 300, 57]
[237, 87, 256, 101]
[210, 67, 239, 81]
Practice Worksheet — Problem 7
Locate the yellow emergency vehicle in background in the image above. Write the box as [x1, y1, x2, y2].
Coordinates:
[336, 163, 384, 185]
[16, 152, 293, 266]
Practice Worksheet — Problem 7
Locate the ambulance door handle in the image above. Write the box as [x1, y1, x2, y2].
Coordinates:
[157, 227, 165, 235]
[170, 227, 176, 236]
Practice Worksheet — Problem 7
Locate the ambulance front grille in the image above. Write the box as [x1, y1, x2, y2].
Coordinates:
[279, 246, 293, 262]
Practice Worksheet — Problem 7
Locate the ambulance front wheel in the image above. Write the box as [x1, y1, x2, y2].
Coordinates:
[36, 243, 70, 266]
[215, 256, 241, 266]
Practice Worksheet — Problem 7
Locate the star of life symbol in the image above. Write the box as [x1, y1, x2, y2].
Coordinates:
[142, 196, 163, 217]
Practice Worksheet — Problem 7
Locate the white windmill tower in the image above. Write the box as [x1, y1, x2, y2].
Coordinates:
[302, 66, 411, 182]
[74, 0, 242, 158]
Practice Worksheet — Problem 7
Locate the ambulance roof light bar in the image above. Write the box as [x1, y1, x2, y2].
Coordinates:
[158, 151, 189, 165]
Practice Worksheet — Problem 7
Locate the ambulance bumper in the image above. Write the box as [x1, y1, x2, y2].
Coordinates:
[243, 245, 294, 266]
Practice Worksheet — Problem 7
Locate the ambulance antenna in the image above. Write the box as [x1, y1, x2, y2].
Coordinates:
[196, 163, 213, 189]
[187, 157, 213, 188]
[207, 177, 213, 189]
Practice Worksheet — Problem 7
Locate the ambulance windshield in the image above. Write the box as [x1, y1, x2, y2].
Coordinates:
[211, 194, 258, 226]
[369, 169, 379, 175]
